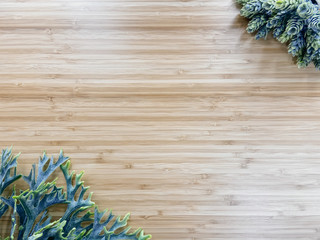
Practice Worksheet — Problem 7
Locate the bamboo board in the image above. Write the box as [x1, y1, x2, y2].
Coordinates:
[1, 0, 320, 239]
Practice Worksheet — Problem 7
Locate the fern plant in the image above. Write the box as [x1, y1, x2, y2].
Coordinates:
[237, 0, 320, 69]
[0, 148, 151, 240]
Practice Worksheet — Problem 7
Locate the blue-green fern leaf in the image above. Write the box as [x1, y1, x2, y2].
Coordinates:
[0, 148, 21, 195]
[0, 148, 151, 240]
[23, 150, 69, 190]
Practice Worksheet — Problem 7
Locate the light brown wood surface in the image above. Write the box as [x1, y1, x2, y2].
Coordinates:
[1, 0, 320, 239]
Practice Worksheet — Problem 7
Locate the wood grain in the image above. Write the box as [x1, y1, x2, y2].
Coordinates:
[1, 0, 320, 239]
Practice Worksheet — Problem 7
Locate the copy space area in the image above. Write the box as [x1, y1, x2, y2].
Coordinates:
[0, 1, 320, 239]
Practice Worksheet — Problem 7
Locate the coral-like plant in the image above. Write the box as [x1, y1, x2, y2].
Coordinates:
[0, 148, 151, 240]
[237, 0, 320, 69]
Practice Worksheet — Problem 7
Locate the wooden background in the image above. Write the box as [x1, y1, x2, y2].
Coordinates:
[1, 0, 320, 239]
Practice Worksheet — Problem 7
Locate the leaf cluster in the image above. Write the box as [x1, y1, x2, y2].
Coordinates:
[0, 148, 151, 240]
[237, 0, 320, 68]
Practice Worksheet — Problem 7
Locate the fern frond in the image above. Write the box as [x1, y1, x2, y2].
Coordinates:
[0, 148, 151, 240]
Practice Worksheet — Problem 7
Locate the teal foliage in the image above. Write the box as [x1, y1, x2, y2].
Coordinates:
[247, 14, 268, 33]
[0, 148, 151, 240]
[237, 0, 320, 69]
